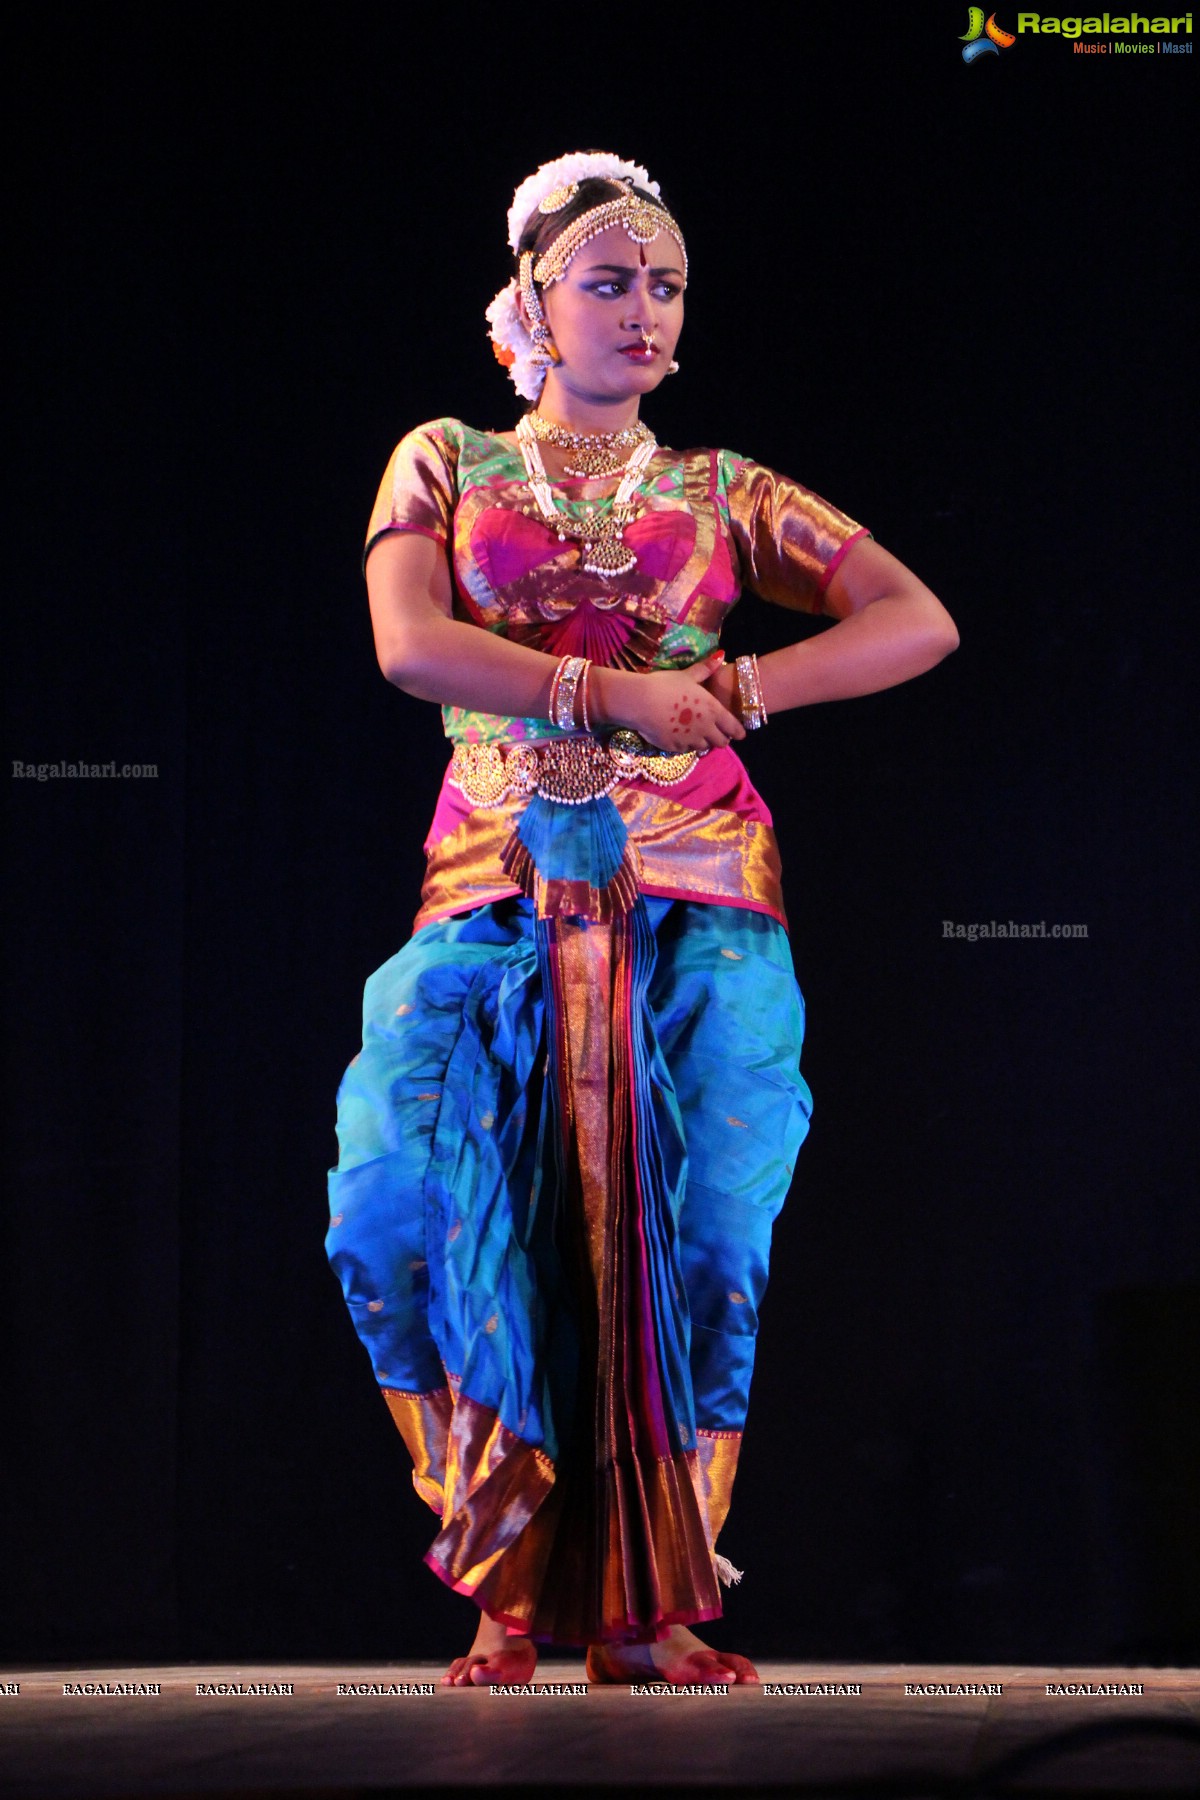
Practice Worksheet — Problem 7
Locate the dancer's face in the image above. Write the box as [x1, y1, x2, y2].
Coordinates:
[527, 223, 685, 407]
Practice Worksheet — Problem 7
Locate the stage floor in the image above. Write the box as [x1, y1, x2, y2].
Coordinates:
[1, 1662, 1197, 1799]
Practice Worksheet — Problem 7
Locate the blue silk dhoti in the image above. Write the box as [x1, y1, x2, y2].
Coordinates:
[326, 891, 811, 1644]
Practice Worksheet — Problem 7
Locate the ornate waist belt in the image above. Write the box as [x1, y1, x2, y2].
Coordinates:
[449, 731, 705, 809]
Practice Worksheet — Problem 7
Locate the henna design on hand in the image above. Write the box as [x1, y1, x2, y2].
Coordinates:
[668, 688, 705, 743]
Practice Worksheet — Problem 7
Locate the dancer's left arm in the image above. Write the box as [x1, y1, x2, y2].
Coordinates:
[707, 538, 959, 715]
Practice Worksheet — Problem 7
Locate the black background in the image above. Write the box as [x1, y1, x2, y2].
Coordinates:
[4, 9, 1195, 1667]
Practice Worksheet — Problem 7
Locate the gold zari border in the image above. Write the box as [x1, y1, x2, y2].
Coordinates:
[416, 787, 786, 931]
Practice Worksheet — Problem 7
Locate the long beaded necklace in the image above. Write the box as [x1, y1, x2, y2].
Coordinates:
[515, 412, 657, 579]
[525, 411, 654, 479]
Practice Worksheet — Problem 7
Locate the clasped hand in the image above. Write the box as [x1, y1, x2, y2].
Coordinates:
[610, 652, 746, 753]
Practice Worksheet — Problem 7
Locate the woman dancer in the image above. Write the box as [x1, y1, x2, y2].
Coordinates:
[327, 152, 958, 1687]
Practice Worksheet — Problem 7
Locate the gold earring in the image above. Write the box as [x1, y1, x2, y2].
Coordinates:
[667, 359, 680, 374]
[529, 323, 561, 367]
[520, 251, 559, 365]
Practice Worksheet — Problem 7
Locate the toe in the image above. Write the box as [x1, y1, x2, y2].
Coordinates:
[712, 1649, 759, 1684]
[682, 1653, 733, 1686]
[443, 1654, 485, 1687]
[469, 1645, 536, 1687]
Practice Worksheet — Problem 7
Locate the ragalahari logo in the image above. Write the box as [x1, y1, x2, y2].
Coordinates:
[961, 8, 1017, 58]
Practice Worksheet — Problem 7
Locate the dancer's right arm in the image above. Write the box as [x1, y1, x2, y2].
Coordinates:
[365, 532, 743, 751]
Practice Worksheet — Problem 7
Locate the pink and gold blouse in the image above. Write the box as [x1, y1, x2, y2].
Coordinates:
[364, 419, 869, 929]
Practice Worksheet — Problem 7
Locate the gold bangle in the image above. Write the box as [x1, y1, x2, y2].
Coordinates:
[548, 654, 567, 723]
[735, 655, 766, 730]
[553, 656, 588, 731]
[750, 651, 768, 724]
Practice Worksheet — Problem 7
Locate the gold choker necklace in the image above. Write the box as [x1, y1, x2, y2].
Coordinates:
[516, 414, 656, 578]
[526, 412, 654, 479]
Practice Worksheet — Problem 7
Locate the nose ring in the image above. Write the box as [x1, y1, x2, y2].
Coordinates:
[640, 329, 655, 352]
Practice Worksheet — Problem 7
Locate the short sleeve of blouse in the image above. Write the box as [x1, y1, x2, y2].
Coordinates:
[363, 420, 461, 569]
[721, 451, 871, 614]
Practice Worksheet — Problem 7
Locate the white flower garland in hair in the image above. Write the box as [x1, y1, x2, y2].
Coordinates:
[485, 277, 546, 403]
[505, 151, 661, 252]
[486, 150, 664, 401]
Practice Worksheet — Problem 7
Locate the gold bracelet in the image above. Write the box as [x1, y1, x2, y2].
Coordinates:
[548, 653, 569, 724]
[750, 651, 768, 724]
[735, 654, 766, 730]
[552, 655, 588, 731]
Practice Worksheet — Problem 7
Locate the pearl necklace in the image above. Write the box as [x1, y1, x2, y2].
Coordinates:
[526, 411, 654, 479]
[516, 413, 656, 578]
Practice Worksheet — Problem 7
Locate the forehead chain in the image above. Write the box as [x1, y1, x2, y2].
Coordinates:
[531, 193, 688, 288]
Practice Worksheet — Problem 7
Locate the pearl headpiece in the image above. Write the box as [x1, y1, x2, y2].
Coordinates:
[532, 192, 686, 289]
[486, 150, 682, 402]
[505, 152, 661, 252]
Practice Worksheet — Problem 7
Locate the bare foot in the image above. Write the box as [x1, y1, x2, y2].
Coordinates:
[586, 1624, 758, 1687]
[440, 1610, 538, 1687]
